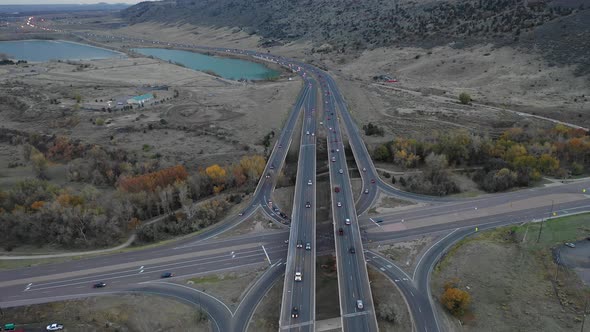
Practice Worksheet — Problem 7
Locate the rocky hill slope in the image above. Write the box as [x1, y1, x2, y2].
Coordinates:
[122, 0, 589, 74]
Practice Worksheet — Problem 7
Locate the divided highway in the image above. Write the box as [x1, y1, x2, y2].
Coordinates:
[3, 29, 590, 332]
[279, 79, 318, 331]
[324, 79, 379, 331]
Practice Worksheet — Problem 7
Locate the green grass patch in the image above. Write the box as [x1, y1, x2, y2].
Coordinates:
[514, 213, 590, 248]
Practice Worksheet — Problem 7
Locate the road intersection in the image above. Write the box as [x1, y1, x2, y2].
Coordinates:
[1, 31, 590, 332]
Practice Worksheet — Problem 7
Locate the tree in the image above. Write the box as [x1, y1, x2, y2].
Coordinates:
[376, 303, 396, 322]
[441, 287, 471, 316]
[30, 148, 48, 179]
[459, 92, 471, 105]
[205, 164, 227, 184]
[374, 144, 391, 161]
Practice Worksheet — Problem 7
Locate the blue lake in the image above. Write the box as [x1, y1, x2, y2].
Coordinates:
[0, 40, 125, 62]
[132, 48, 279, 81]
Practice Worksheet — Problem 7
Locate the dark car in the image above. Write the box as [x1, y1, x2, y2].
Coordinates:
[93, 282, 107, 288]
[305, 201, 311, 208]
[334, 186, 340, 193]
[297, 241, 303, 248]
[161, 272, 174, 278]
[349, 247, 356, 254]
[371, 179, 376, 184]
[291, 307, 299, 318]
[338, 228, 344, 236]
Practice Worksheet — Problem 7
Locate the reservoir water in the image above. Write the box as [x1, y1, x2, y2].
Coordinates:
[0, 40, 124, 62]
[132, 48, 279, 81]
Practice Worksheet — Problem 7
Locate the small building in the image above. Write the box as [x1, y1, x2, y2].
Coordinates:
[127, 93, 154, 105]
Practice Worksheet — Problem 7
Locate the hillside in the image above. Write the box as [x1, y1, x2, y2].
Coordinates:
[122, 0, 590, 74]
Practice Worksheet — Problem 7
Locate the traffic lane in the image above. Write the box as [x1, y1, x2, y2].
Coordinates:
[0, 243, 288, 298]
[360, 191, 590, 231]
[367, 252, 439, 332]
[279, 100, 317, 330]
[234, 262, 286, 332]
[366, 198, 590, 245]
[0, 230, 290, 284]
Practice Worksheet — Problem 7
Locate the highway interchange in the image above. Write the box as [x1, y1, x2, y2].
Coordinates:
[1, 28, 590, 332]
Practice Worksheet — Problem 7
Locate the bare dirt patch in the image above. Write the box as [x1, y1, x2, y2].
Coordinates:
[432, 226, 589, 332]
[368, 192, 417, 215]
[373, 236, 435, 276]
[1, 294, 208, 331]
[183, 264, 267, 311]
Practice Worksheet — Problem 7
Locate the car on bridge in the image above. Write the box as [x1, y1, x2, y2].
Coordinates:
[291, 307, 299, 318]
[338, 228, 344, 235]
[349, 247, 356, 254]
[161, 272, 174, 278]
[364, 189, 369, 194]
[345, 218, 351, 225]
[334, 186, 340, 193]
[308, 179, 312, 185]
[331, 156, 336, 162]
[339, 169, 343, 174]
[305, 242, 311, 250]
[297, 241, 303, 248]
[305, 201, 311, 208]
[337, 202, 342, 207]
[295, 272, 302, 281]
[356, 300, 364, 310]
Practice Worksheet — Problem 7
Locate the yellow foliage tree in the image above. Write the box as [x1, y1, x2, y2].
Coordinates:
[441, 287, 471, 316]
[206, 164, 227, 184]
[239, 155, 266, 180]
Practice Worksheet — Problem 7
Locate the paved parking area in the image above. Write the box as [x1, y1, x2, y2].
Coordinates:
[558, 240, 590, 285]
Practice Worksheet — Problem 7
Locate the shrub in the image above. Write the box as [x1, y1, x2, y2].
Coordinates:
[459, 92, 471, 105]
[441, 287, 471, 316]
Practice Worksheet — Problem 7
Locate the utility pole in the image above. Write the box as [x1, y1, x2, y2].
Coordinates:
[582, 297, 589, 332]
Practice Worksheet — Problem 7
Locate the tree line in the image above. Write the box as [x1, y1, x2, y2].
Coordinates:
[373, 125, 589, 194]
[0, 132, 270, 250]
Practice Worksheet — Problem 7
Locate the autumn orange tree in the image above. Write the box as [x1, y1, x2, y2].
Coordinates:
[119, 165, 188, 193]
[441, 284, 471, 317]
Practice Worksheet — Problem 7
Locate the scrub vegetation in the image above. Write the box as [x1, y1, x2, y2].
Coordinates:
[374, 125, 589, 195]
[0, 132, 268, 250]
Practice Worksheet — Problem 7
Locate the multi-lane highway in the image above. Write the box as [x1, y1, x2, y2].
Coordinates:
[279, 79, 318, 331]
[3, 25, 590, 332]
[324, 77, 379, 331]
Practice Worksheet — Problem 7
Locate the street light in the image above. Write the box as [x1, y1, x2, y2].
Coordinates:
[537, 199, 554, 243]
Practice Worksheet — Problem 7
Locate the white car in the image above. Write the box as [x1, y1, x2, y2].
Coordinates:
[345, 218, 351, 225]
[565, 242, 576, 248]
[295, 272, 302, 281]
[339, 169, 343, 174]
[364, 189, 369, 194]
[356, 300, 364, 310]
[337, 202, 342, 207]
[306, 131, 310, 135]
[362, 167, 367, 172]
[308, 179, 312, 185]
[46, 323, 64, 331]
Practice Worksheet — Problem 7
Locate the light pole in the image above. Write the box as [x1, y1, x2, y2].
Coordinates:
[537, 199, 554, 243]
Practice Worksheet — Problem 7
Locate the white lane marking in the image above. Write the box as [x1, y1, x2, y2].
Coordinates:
[394, 279, 400, 282]
[342, 310, 373, 318]
[418, 306, 422, 313]
[24, 283, 32, 291]
[386, 264, 392, 268]
[410, 291, 414, 297]
[261, 245, 271, 265]
[369, 217, 383, 229]
[380, 267, 385, 271]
